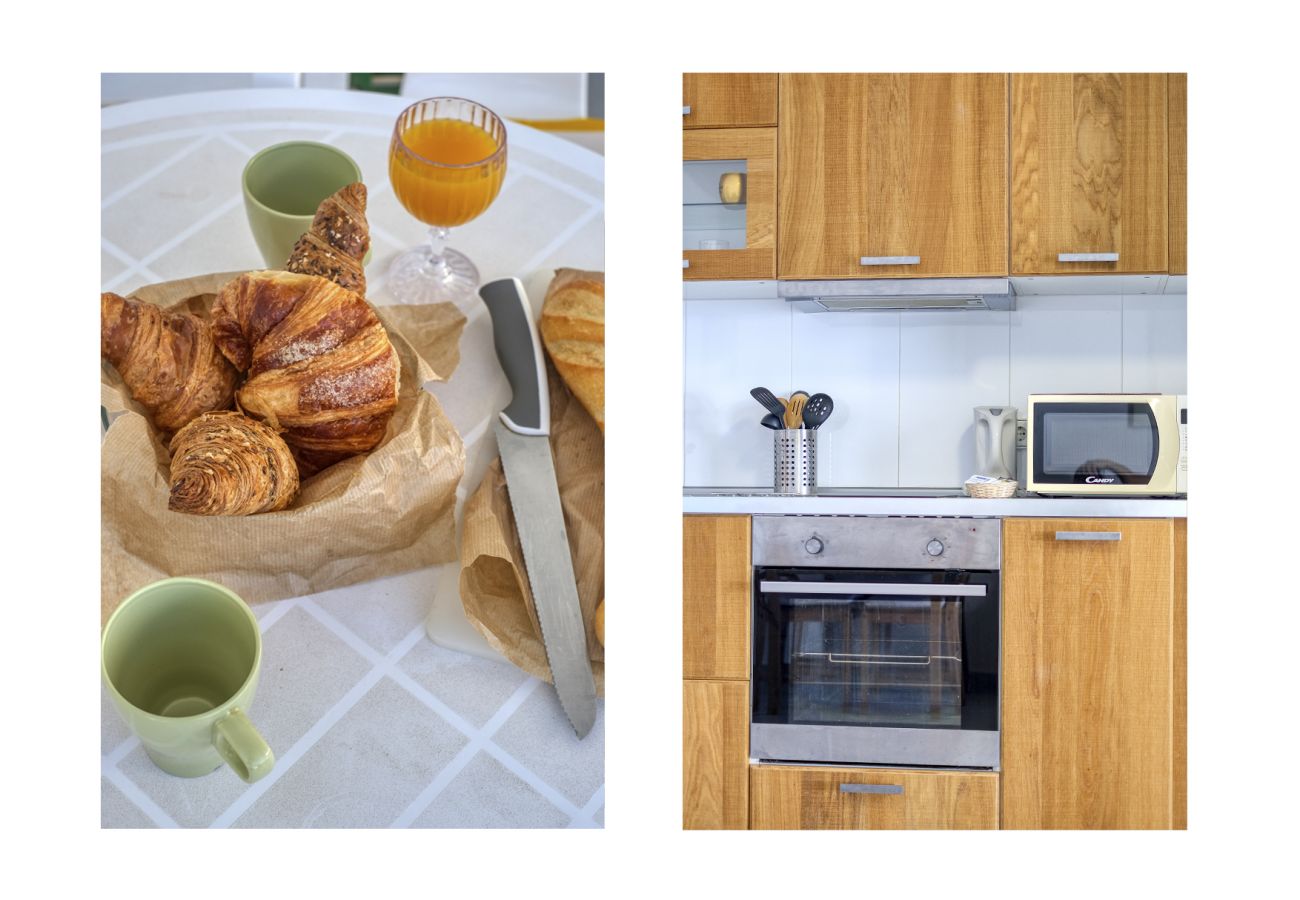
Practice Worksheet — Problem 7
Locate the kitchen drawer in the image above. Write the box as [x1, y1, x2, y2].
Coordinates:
[749, 765, 999, 830]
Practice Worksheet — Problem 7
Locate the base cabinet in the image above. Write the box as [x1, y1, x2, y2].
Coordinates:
[750, 765, 999, 830]
[683, 680, 749, 829]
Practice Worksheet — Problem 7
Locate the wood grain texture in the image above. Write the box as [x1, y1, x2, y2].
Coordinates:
[1011, 73, 1168, 274]
[683, 129, 776, 280]
[683, 680, 750, 829]
[682, 515, 751, 679]
[683, 73, 778, 128]
[777, 73, 1008, 279]
[1173, 517, 1187, 828]
[750, 765, 999, 830]
[1168, 73, 1187, 275]
[1002, 518, 1178, 829]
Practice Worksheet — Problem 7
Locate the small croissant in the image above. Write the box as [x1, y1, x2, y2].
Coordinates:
[168, 411, 299, 515]
[101, 292, 239, 437]
[285, 182, 369, 294]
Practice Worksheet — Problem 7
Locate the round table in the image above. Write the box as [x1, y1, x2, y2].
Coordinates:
[100, 89, 605, 828]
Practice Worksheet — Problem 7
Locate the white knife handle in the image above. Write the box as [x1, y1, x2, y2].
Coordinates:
[479, 278, 550, 436]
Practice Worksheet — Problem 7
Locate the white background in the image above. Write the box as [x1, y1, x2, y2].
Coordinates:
[7, 0, 1297, 896]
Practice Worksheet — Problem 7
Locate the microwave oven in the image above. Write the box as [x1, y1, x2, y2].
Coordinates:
[1026, 394, 1187, 496]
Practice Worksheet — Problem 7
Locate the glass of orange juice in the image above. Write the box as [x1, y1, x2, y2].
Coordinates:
[387, 97, 507, 304]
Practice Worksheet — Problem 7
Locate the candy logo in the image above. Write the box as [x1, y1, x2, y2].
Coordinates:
[1085, 476, 1115, 484]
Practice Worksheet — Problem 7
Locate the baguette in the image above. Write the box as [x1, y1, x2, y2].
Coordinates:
[539, 268, 604, 433]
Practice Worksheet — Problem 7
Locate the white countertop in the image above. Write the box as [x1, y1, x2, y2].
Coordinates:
[101, 88, 604, 828]
[683, 488, 1187, 518]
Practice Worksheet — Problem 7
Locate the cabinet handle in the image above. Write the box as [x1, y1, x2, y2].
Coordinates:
[682, 106, 692, 116]
[860, 255, 920, 266]
[682, 259, 690, 269]
[840, 783, 904, 795]
[1054, 531, 1122, 542]
[1058, 252, 1119, 263]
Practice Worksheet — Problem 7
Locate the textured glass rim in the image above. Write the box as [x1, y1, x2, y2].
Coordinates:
[391, 96, 508, 170]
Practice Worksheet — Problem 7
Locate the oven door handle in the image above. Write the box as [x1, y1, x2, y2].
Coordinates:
[759, 581, 986, 597]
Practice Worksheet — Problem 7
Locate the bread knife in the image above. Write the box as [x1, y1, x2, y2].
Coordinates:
[479, 277, 597, 738]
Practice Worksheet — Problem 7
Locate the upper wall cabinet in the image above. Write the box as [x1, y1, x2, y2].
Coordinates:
[683, 74, 778, 128]
[1011, 73, 1169, 275]
[684, 128, 777, 280]
[1168, 73, 1187, 275]
[777, 73, 1009, 280]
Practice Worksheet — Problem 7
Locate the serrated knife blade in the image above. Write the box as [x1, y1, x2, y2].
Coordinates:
[479, 277, 597, 738]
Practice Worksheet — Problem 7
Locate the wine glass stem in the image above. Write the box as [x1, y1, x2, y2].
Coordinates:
[427, 226, 453, 280]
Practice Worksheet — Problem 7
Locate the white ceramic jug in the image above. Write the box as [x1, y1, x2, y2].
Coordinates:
[974, 406, 1017, 479]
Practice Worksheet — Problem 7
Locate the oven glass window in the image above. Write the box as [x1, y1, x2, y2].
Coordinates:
[753, 569, 999, 734]
[1035, 402, 1158, 484]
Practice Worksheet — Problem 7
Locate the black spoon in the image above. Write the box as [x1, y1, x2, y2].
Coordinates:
[802, 393, 834, 428]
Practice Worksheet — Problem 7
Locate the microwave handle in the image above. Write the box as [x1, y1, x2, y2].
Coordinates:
[1054, 531, 1122, 541]
[759, 581, 986, 597]
[840, 783, 904, 795]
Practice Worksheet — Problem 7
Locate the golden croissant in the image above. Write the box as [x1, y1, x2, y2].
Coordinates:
[285, 182, 369, 294]
[168, 411, 299, 515]
[210, 271, 400, 475]
[101, 291, 239, 436]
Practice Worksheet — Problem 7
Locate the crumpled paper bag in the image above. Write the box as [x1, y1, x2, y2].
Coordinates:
[100, 272, 467, 623]
[459, 360, 604, 694]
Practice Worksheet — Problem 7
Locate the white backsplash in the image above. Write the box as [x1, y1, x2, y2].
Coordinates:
[683, 293, 1188, 488]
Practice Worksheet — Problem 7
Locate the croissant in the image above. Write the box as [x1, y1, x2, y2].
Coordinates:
[101, 292, 239, 436]
[168, 411, 299, 515]
[285, 182, 369, 294]
[210, 270, 400, 475]
[539, 269, 604, 433]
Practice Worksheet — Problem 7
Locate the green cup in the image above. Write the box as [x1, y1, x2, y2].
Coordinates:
[102, 577, 274, 782]
[241, 140, 365, 269]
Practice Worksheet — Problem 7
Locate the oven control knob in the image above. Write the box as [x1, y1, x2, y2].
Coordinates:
[804, 537, 824, 555]
[926, 539, 945, 557]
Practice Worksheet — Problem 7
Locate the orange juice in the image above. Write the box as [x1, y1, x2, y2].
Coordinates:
[389, 118, 505, 227]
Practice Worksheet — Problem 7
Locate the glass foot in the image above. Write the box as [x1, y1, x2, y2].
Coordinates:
[386, 244, 481, 306]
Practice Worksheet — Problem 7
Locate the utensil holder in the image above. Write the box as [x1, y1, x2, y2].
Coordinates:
[774, 429, 817, 495]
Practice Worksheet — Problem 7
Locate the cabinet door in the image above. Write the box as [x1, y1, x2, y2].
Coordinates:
[750, 765, 999, 830]
[1011, 74, 1168, 274]
[1168, 73, 1187, 275]
[682, 515, 751, 679]
[683, 73, 777, 128]
[778, 73, 1008, 279]
[683, 129, 776, 280]
[1002, 518, 1182, 829]
[684, 680, 749, 829]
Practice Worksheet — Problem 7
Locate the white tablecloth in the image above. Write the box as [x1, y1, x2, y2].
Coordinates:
[100, 88, 604, 828]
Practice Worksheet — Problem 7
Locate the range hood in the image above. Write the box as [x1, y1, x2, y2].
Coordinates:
[779, 277, 1016, 311]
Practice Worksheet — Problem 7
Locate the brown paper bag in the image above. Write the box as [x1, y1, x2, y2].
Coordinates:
[100, 272, 467, 622]
[459, 361, 604, 694]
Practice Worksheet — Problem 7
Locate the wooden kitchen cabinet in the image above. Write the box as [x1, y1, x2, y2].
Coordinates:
[684, 680, 750, 829]
[683, 128, 776, 280]
[683, 74, 778, 129]
[1011, 74, 1169, 275]
[682, 515, 751, 679]
[1169, 73, 1187, 274]
[750, 765, 1000, 830]
[777, 73, 1008, 280]
[1001, 518, 1186, 829]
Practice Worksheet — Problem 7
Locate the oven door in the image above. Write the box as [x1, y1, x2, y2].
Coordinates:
[751, 568, 1000, 769]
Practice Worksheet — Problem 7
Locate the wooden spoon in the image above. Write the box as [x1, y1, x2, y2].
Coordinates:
[784, 395, 806, 429]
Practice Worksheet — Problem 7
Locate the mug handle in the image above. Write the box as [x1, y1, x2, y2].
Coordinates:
[212, 709, 275, 783]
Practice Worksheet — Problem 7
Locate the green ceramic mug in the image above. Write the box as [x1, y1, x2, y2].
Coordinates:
[101, 577, 274, 782]
[241, 140, 365, 269]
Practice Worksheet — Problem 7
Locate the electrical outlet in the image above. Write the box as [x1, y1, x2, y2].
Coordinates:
[1015, 420, 1028, 449]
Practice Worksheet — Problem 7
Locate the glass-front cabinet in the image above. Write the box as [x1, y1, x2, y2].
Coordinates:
[683, 128, 775, 280]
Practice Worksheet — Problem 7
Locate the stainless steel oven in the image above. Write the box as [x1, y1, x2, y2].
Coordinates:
[751, 516, 1000, 770]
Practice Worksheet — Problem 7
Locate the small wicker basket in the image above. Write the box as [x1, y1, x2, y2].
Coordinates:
[964, 478, 1018, 499]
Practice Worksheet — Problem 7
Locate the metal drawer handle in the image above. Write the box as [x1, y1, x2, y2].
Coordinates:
[860, 255, 921, 266]
[840, 784, 904, 795]
[760, 581, 985, 597]
[1054, 531, 1122, 542]
[682, 259, 690, 269]
[1058, 252, 1119, 263]
[682, 106, 692, 116]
